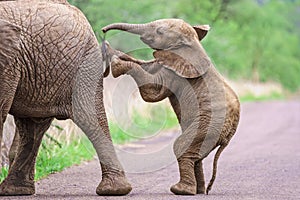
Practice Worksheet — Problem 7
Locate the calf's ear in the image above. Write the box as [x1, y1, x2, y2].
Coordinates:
[0, 19, 21, 62]
[153, 50, 210, 78]
[193, 25, 210, 41]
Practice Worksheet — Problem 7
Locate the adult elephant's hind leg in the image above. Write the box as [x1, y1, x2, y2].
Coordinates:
[74, 101, 132, 195]
[72, 77, 131, 195]
[0, 117, 53, 196]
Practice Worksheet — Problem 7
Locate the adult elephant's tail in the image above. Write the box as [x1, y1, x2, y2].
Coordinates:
[206, 144, 228, 194]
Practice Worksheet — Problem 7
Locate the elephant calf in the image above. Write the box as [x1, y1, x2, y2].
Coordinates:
[102, 19, 240, 195]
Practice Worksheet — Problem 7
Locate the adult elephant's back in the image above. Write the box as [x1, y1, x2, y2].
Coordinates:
[0, 0, 103, 119]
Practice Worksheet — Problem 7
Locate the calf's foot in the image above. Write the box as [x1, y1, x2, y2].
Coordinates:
[170, 182, 196, 195]
[171, 158, 197, 195]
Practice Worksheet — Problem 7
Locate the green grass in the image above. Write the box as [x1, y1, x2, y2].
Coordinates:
[35, 135, 95, 180]
[240, 92, 285, 102]
[0, 132, 95, 182]
[0, 167, 8, 183]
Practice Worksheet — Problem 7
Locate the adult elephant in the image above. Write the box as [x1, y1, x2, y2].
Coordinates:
[0, 0, 131, 196]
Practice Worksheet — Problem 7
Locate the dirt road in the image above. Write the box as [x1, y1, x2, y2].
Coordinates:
[4, 101, 300, 200]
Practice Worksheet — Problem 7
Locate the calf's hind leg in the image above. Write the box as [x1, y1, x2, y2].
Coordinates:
[0, 117, 53, 196]
[170, 122, 217, 195]
[194, 160, 205, 194]
[170, 157, 197, 195]
[170, 127, 201, 195]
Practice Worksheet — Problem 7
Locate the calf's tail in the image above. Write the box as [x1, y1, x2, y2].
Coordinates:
[206, 144, 228, 194]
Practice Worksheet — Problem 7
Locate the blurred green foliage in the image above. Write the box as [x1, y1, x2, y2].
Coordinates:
[69, 0, 300, 91]
[239, 91, 284, 102]
[109, 104, 179, 144]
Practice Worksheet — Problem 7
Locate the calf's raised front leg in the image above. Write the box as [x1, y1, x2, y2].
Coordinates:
[111, 57, 172, 102]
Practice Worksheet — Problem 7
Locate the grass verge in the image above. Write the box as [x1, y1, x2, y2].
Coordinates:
[240, 92, 285, 102]
[0, 129, 95, 182]
[35, 135, 95, 180]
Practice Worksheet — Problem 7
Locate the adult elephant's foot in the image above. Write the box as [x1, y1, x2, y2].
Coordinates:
[0, 177, 35, 196]
[96, 174, 132, 196]
[170, 182, 196, 195]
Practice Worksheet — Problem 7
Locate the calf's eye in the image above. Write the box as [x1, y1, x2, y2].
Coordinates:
[156, 27, 164, 35]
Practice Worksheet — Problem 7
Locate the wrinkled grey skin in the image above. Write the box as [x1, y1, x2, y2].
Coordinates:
[0, 0, 131, 196]
[102, 19, 240, 195]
